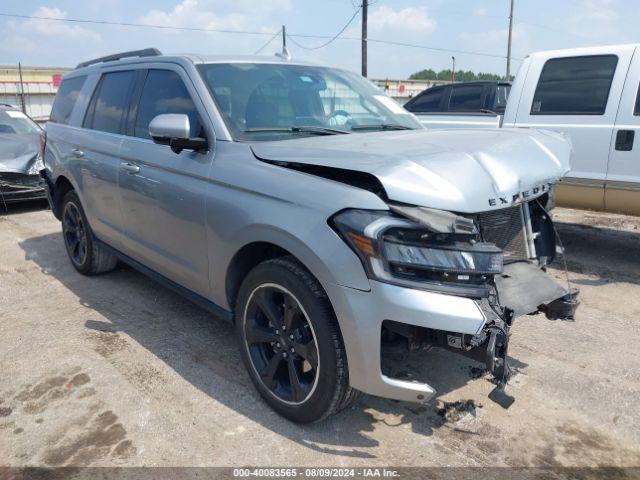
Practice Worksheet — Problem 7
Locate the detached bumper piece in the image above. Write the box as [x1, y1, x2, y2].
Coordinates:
[0, 172, 46, 203]
[495, 261, 579, 320]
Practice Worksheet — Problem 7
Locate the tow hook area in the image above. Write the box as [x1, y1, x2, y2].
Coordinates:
[382, 312, 517, 409]
[461, 316, 516, 409]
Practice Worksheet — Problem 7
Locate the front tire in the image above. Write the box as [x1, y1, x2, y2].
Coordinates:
[235, 256, 359, 423]
[61, 190, 118, 275]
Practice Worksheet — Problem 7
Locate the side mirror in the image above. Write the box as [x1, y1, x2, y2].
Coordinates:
[148, 113, 208, 154]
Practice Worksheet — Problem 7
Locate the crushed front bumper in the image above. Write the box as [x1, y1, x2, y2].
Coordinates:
[325, 261, 578, 404]
[0, 172, 46, 203]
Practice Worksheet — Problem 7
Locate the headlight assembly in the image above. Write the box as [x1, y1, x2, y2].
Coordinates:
[331, 208, 503, 296]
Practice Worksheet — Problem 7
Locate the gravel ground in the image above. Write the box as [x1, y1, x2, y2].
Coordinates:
[1, 202, 639, 470]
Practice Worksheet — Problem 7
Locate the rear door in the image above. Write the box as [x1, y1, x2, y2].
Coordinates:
[605, 46, 640, 215]
[73, 70, 136, 249]
[117, 65, 213, 298]
[507, 47, 634, 211]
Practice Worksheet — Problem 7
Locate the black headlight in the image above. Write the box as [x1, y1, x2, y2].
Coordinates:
[331, 209, 503, 296]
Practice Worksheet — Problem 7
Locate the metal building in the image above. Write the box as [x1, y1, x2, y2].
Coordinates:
[0, 65, 71, 123]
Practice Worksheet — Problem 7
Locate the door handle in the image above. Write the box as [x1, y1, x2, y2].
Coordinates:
[120, 162, 140, 174]
[615, 129, 635, 151]
[71, 148, 84, 158]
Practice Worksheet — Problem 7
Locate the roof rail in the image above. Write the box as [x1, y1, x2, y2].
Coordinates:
[76, 48, 162, 69]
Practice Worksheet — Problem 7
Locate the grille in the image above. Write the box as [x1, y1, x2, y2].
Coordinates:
[477, 204, 529, 261]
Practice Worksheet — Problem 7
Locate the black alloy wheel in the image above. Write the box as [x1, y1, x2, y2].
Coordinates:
[243, 284, 319, 405]
[63, 201, 88, 267]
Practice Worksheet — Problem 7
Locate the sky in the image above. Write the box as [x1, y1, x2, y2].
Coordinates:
[0, 0, 636, 79]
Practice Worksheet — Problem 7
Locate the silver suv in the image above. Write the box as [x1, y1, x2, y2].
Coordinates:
[42, 49, 578, 422]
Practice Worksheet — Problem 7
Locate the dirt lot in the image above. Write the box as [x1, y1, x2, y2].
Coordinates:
[1, 202, 640, 469]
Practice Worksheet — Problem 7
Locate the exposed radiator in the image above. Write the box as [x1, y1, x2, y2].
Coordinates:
[477, 204, 531, 262]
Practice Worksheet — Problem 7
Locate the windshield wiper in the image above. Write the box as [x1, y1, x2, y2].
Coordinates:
[350, 124, 413, 131]
[479, 108, 498, 114]
[244, 126, 348, 135]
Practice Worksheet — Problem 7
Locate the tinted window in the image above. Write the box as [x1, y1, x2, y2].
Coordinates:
[448, 84, 484, 112]
[406, 87, 444, 112]
[134, 70, 201, 139]
[50, 76, 86, 124]
[84, 71, 136, 134]
[634, 83, 640, 116]
[531, 55, 618, 115]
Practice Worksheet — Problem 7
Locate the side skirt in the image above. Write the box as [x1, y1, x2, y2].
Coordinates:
[96, 239, 234, 323]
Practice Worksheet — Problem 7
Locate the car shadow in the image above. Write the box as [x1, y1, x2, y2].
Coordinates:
[18, 231, 524, 458]
[555, 221, 640, 286]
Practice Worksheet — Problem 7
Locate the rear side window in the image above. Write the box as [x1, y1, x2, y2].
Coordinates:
[50, 76, 86, 124]
[405, 87, 444, 113]
[134, 69, 201, 139]
[83, 70, 136, 134]
[531, 55, 618, 115]
[634, 83, 640, 116]
[448, 84, 484, 112]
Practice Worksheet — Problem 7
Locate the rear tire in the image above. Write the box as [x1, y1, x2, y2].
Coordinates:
[235, 256, 359, 423]
[61, 190, 118, 275]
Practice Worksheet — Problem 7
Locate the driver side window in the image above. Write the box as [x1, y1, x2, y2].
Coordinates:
[134, 69, 202, 139]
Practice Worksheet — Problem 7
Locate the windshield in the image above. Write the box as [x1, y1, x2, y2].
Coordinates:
[197, 63, 422, 141]
[0, 109, 41, 134]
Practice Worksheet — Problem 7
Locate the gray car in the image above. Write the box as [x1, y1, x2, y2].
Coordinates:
[0, 104, 46, 205]
[42, 49, 578, 423]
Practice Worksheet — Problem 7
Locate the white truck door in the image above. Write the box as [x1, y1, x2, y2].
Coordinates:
[606, 46, 640, 215]
[505, 46, 634, 211]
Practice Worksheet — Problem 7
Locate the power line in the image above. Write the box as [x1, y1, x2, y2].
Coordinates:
[286, 6, 361, 50]
[0, 12, 275, 36]
[0, 11, 519, 61]
[366, 38, 522, 60]
[254, 27, 282, 55]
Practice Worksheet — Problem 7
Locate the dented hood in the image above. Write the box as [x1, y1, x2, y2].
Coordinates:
[251, 128, 572, 213]
[0, 133, 40, 174]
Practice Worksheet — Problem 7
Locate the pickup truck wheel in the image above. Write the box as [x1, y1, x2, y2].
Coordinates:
[236, 256, 358, 423]
[61, 191, 118, 275]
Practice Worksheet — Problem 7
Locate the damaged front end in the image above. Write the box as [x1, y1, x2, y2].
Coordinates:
[332, 192, 579, 408]
[0, 148, 46, 205]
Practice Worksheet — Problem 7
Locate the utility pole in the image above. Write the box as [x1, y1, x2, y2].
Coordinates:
[361, 0, 368, 78]
[451, 57, 456, 82]
[506, 0, 514, 80]
[18, 62, 26, 114]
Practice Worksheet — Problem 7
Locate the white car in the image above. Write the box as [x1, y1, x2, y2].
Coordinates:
[503, 44, 640, 216]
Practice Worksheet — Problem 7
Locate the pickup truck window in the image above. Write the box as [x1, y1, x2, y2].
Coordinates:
[50, 76, 86, 125]
[405, 87, 445, 113]
[134, 69, 202, 139]
[83, 70, 136, 134]
[531, 55, 618, 115]
[448, 84, 484, 112]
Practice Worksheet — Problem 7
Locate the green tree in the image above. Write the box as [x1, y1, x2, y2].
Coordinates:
[409, 68, 507, 81]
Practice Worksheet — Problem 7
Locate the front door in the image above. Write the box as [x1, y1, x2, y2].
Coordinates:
[606, 47, 640, 215]
[117, 67, 213, 298]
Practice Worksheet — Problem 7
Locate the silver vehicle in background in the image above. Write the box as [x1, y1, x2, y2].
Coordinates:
[42, 49, 578, 423]
[0, 104, 46, 205]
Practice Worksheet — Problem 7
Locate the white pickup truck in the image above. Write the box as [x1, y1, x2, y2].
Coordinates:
[409, 44, 640, 216]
